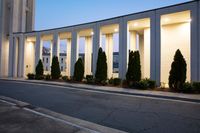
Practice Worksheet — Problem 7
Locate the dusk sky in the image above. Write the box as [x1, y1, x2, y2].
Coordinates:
[37, 0, 189, 53]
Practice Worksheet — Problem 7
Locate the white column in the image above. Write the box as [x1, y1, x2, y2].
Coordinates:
[8, 35, 14, 77]
[52, 32, 59, 58]
[70, 30, 78, 77]
[129, 31, 137, 51]
[18, 35, 25, 77]
[92, 24, 100, 75]
[119, 18, 128, 79]
[105, 34, 114, 79]
[13, 37, 18, 78]
[85, 36, 92, 76]
[66, 38, 71, 76]
[35, 33, 42, 68]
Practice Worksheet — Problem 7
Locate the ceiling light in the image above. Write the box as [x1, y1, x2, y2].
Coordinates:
[133, 23, 138, 27]
[91, 32, 94, 35]
[114, 28, 118, 32]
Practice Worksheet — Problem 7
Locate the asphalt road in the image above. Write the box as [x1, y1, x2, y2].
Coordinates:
[0, 80, 199, 133]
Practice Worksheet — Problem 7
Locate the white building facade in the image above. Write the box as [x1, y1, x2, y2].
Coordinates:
[1, 0, 200, 85]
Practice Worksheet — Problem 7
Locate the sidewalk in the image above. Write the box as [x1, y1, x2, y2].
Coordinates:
[1, 78, 200, 103]
[0, 96, 126, 133]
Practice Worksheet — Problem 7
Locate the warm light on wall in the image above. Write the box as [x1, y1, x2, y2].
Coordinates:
[114, 28, 118, 32]
[91, 31, 94, 35]
[133, 23, 138, 27]
[186, 18, 192, 22]
[164, 18, 170, 22]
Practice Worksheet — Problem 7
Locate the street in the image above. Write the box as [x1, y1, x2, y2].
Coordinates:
[0, 80, 199, 133]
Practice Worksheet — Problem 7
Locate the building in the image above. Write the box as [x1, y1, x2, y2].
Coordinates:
[1, 0, 200, 86]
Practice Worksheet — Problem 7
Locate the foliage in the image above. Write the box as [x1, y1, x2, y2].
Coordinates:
[192, 82, 200, 92]
[62, 76, 69, 81]
[126, 51, 141, 82]
[35, 59, 44, 78]
[45, 74, 51, 80]
[182, 82, 193, 93]
[86, 75, 94, 84]
[51, 56, 61, 79]
[113, 78, 121, 86]
[73, 58, 84, 82]
[95, 48, 107, 83]
[169, 49, 187, 91]
[27, 73, 35, 80]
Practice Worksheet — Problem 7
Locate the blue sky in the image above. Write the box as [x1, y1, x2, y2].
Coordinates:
[35, 0, 189, 30]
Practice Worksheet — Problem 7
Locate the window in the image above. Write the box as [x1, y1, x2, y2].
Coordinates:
[61, 66, 63, 71]
[46, 66, 48, 71]
[46, 58, 48, 63]
[43, 57, 44, 62]
[61, 58, 63, 63]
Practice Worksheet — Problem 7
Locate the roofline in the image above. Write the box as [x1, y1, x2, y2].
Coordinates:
[14, 1, 196, 34]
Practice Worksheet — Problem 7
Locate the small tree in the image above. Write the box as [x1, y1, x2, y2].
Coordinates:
[51, 56, 61, 79]
[95, 47, 107, 83]
[36, 59, 44, 77]
[73, 58, 84, 81]
[126, 51, 141, 82]
[169, 49, 187, 90]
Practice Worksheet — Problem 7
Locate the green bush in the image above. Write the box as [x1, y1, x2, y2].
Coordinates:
[51, 56, 61, 79]
[169, 49, 187, 91]
[131, 79, 156, 89]
[35, 59, 44, 78]
[138, 80, 149, 89]
[182, 82, 193, 93]
[27, 73, 35, 80]
[73, 58, 84, 82]
[126, 51, 141, 82]
[62, 76, 69, 81]
[147, 80, 156, 89]
[86, 75, 94, 84]
[35, 75, 44, 80]
[193, 82, 200, 92]
[108, 78, 114, 85]
[45, 74, 51, 80]
[95, 48, 107, 83]
[113, 78, 121, 86]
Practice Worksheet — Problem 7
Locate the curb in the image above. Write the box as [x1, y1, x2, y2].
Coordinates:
[0, 95, 127, 133]
[0, 78, 200, 104]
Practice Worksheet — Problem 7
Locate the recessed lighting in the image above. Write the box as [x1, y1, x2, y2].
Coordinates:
[133, 23, 138, 27]
[164, 18, 170, 22]
[114, 28, 118, 32]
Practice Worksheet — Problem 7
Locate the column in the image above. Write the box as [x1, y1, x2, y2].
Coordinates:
[52, 32, 59, 58]
[119, 18, 128, 79]
[8, 35, 14, 77]
[70, 30, 78, 77]
[13, 37, 18, 78]
[85, 36, 92, 76]
[92, 24, 100, 75]
[35, 33, 42, 69]
[18, 34, 25, 77]
[105, 34, 114, 79]
[66, 38, 71, 76]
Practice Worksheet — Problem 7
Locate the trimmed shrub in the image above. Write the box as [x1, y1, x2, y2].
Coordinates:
[182, 82, 193, 93]
[138, 80, 149, 89]
[131, 78, 156, 89]
[108, 78, 114, 85]
[27, 73, 35, 80]
[62, 76, 69, 81]
[73, 58, 84, 82]
[95, 48, 107, 83]
[86, 75, 94, 84]
[113, 78, 121, 86]
[148, 80, 156, 89]
[169, 49, 187, 91]
[193, 82, 200, 92]
[35, 59, 44, 78]
[126, 51, 141, 82]
[45, 74, 51, 80]
[51, 56, 61, 79]
[35, 75, 44, 80]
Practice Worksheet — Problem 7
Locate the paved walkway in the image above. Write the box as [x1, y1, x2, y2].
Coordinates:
[0, 96, 125, 133]
[1, 78, 200, 103]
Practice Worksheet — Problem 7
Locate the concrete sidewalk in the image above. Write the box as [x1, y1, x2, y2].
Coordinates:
[1, 78, 200, 103]
[0, 96, 126, 133]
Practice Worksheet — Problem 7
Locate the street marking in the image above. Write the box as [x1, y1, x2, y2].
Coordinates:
[3, 80, 200, 105]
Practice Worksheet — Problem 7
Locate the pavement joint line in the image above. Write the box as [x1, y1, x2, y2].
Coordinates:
[23, 108, 100, 133]
[4, 79, 200, 105]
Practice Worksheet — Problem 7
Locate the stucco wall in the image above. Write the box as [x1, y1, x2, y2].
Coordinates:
[161, 22, 191, 84]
